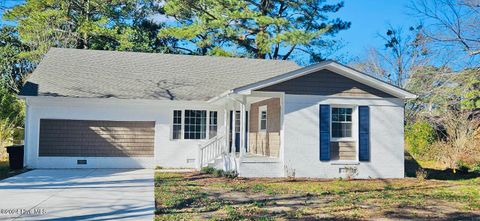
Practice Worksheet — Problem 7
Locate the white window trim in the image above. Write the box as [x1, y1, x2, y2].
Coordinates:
[258, 105, 268, 132]
[330, 105, 357, 142]
[171, 109, 213, 141]
[329, 105, 359, 163]
[171, 110, 183, 140]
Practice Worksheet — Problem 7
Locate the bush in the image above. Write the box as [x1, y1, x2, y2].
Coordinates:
[0, 81, 25, 128]
[212, 169, 224, 177]
[201, 166, 237, 179]
[405, 120, 436, 158]
[471, 164, 480, 173]
[416, 168, 428, 181]
[223, 170, 238, 179]
[455, 161, 470, 174]
[201, 166, 215, 174]
[0, 120, 15, 160]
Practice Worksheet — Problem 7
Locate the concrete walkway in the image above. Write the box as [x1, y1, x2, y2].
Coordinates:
[0, 169, 154, 221]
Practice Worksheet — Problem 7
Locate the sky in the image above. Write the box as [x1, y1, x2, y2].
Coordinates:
[0, 0, 419, 53]
[1, 0, 469, 65]
[332, 0, 416, 60]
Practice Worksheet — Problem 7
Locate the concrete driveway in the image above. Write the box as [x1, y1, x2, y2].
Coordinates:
[0, 169, 154, 221]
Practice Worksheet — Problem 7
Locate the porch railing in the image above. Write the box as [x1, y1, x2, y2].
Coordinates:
[197, 134, 227, 169]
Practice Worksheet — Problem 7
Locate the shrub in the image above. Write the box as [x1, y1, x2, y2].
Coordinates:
[212, 169, 224, 177]
[201, 166, 215, 174]
[405, 120, 436, 158]
[456, 161, 470, 174]
[201, 166, 238, 179]
[431, 111, 480, 172]
[471, 164, 480, 173]
[416, 168, 428, 181]
[223, 170, 238, 179]
[0, 120, 15, 160]
[0, 82, 25, 128]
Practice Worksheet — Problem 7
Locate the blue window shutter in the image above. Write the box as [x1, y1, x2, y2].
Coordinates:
[359, 106, 370, 161]
[319, 105, 330, 161]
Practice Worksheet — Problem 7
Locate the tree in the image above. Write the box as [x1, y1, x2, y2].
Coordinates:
[3, 0, 168, 62]
[405, 67, 480, 120]
[0, 79, 24, 127]
[354, 25, 429, 87]
[434, 110, 480, 173]
[2, 0, 174, 91]
[0, 79, 24, 158]
[158, 0, 350, 63]
[409, 0, 480, 58]
[0, 26, 34, 92]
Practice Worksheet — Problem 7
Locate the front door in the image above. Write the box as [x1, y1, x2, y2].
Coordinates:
[229, 111, 248, 153]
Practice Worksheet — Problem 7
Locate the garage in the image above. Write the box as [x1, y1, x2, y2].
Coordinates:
[37, 119, 155, 167]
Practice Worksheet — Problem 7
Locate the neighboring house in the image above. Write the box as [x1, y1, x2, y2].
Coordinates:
[19, 48, 416, 178]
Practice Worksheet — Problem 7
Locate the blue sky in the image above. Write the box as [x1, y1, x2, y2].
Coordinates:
[0, 0, 453, 63]
[0, 0, 418, 57]
[333, 0, 415, 60]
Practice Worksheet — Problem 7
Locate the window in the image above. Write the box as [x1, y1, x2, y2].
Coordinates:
[209, 111, 218, 138]
[331, 107, 352, 138]
[184, 110, 207, 139]
[172, 110, 182, 139]
[259, 106, 267, 131]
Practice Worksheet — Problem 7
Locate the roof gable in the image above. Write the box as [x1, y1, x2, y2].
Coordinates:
[257, 69, 395, 98]
[233, 61, 417, 99]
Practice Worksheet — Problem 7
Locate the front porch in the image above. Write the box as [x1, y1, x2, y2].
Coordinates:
[197, 92, 284, 176]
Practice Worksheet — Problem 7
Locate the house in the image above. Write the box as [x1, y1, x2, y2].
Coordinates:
[19, 48, 416, 178]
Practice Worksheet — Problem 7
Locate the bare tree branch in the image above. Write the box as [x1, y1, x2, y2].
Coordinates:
[409, 0, 480, 56]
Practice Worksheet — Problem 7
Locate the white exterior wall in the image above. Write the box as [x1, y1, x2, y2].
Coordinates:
[239, 162, 283, 177]
[283, 94, 405, 179]
[24, 97, 224, 169]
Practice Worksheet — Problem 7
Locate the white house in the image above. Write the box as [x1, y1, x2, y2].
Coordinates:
[19, 48, 416, 178]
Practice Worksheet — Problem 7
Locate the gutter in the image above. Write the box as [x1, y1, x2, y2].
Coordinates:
[207, 89, 234, 103]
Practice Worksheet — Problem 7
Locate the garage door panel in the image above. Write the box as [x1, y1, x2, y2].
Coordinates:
[39, 133, 155, 140]
[40, 128, 155, 134]
[39, 119, 155, 157]
[39, 138, 155, 144]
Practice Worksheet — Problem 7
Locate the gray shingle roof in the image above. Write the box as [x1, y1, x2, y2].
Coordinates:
[20, 48, 300, 101]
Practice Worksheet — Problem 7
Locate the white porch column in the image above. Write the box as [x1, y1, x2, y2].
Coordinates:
[223, 105, 228, 153]
[231, 103, 236, 158]
[239, 97, 246, 158]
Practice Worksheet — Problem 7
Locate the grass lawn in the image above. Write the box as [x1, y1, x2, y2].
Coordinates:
[155, 172, 480, 220]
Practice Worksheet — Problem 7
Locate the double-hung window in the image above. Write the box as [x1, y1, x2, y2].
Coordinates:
[330, 107, 355, 161]
[331, 107, 353, 139]
[209, 111, 218, 138]
[172, 110, 182, 140]
[259, 106, 267, 131]
[184, 110, 207, 139]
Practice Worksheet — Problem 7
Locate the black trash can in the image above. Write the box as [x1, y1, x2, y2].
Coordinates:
[5, 145, 24, 170]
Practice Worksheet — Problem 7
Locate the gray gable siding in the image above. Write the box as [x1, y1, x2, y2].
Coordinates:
[257, 69, 395, 98]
